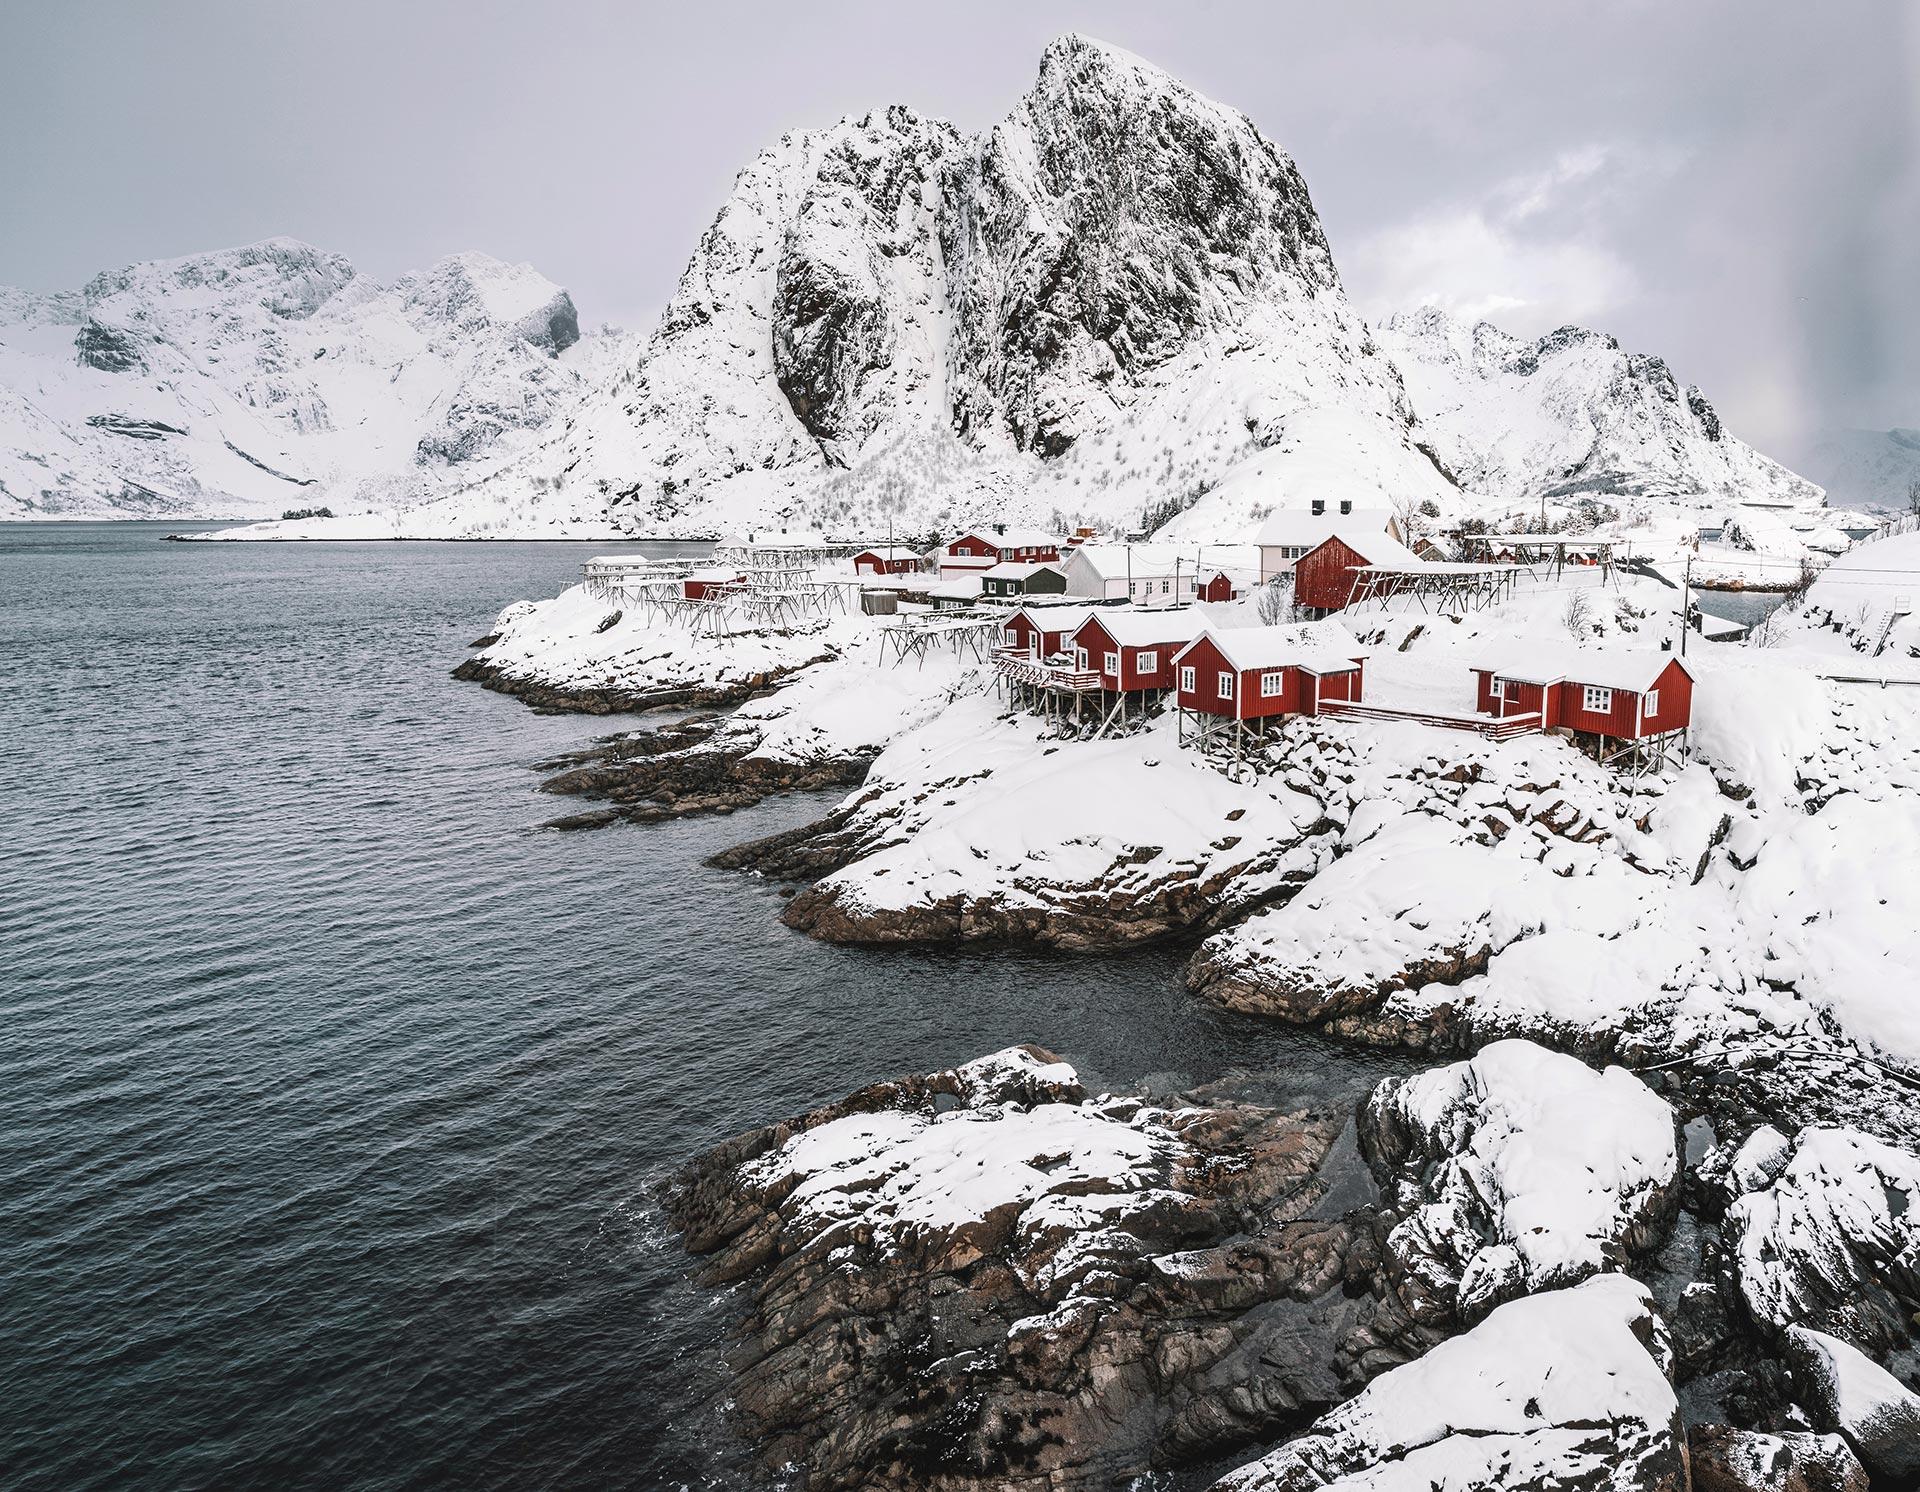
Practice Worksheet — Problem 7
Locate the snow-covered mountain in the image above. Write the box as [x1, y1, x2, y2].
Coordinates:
[1793, 427, 1920, 514]
[226, 35, 1461, 540]
[7, 36, 1828, 543]
[1375, 306, 1821, 518]
[0, 238, 613, 521]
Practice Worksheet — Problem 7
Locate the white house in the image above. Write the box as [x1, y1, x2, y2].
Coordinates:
[1256, 504, 1401, 581]
[1062, 542, 1263, 604]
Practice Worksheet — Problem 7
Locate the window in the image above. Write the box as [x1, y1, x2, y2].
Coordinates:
[1582, 685, 1613, 713]
[1217, 673, 1236, 700]
[1105, 651, 1120, 676]
[1179, 666, 1196, 692]
[1129, 581, 1138, 596]
[1503, 679, 1522, 700]
[1645, 689, 1660, 714]
[1138, 651, 1158, 672]
[1260, 670, 1286, 698]
[1075, 646, 1088, 670]
[1161, 579, 1171, 595]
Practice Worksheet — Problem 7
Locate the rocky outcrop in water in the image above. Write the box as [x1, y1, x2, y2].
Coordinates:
[449, 652, 823, 716]
[663, 1045, 1441, 1491]
[531, 715, 872, 828]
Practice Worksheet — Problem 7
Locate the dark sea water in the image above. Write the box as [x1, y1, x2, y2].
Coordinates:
[0, 523, 1407, 1491]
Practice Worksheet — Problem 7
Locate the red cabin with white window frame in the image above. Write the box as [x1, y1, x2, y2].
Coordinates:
[1172, 623, 1368, 721]
[940, 527, 1062, 575]
[1471, 646, 1694, 739]
[1070, 609, 1210, 692]
[852, 546, 922, 576]
[1000, 605, 1104, 660]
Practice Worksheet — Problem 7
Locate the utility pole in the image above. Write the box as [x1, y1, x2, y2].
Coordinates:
[1680, 553, 1691, 657]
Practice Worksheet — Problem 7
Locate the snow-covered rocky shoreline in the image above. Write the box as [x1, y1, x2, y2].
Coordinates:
[463, 563, 1920, 1486]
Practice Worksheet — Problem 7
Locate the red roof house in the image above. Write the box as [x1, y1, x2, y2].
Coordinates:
[939, 526, 1062, 575]
[1172, 623, 1367, 721]
[1471, 646, 1694, 739]
[1000, 604, 1105, 659]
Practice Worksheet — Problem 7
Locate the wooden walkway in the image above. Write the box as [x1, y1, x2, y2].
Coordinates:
[1320, 700, 1543, 740]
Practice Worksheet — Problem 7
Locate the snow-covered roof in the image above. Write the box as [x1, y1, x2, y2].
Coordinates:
[1318, 530, 1426, 568]
[1256, 508, 1394, 547]
[1472, 642, 1693, 692]
[586, 554, 664, 568]
[1075, 607, 1209, 647]
[952, 525, 1058, 550]
[1175, 620, 1364, 674]
[927, 576, 984, 599]
[854, 545, 919, 560]
[982, 560, 1064, 580]
[1066, 542, 1252, 580]
[1008, 603, 1106, 637]
[685, 565, 744, 581]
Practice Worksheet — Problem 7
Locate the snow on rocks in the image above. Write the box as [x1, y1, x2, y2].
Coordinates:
[453, 581, 853, 713]
[663, 1044, 1436, 1490]
[1687, 1425, 1868, 1492]
[1780, 1326, 1920, 1482]
[782, 697, 1342, 947]
[1359, 1041, 1681, 1325]
[1209, 1274, 1686, 1492]
[1724, 1125, 1920, 1354]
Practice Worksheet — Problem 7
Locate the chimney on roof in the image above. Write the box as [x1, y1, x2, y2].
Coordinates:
[1339, 499, 1352, 515]
[1311, 499, 1325, 516]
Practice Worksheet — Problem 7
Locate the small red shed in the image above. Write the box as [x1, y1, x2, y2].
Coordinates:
[1001, 604, 1103, 659]
[682, 566, 745, 600]
[1471, 646, 1695, 740]
[1294, 531, 1426, 615]
[1197, 570, 1238, 603]
[853, 546, 922, 576]
[1172, 623, 1367, 721]
[1071, 609, 1210, 692]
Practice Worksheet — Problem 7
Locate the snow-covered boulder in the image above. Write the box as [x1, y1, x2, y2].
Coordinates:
[1359, 1040, 1681, 1323]
[1687, 1424, 1867, 1492]
[664, 1044, 1429, 1489]
[1781, 1325, 1920, 1482]
[1210, 1275, 1685, 1492]
[1726, 1125, 1920, 1353]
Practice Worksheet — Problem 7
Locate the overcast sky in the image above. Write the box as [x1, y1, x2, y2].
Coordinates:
[4, 1, 1914, 457]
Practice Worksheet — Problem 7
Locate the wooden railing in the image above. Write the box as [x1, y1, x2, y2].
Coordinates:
[1320, 700, 1543, 740]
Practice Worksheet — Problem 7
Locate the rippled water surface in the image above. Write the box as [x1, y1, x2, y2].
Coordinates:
[1, 524, 1408, 1490]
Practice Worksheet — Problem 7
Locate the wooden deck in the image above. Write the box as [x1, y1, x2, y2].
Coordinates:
[1320, 700, 1543, 740]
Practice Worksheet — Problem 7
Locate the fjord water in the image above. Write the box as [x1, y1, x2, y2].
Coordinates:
[0, 525, 1406, 1490]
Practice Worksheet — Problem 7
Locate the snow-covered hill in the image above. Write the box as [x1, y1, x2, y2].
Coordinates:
[0, 238, 616, 521]
[1375, 306, 1821, 521]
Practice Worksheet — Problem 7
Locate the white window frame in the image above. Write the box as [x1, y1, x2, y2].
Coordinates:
[1138, 650, 1158, 672]
[1217, 672, 1236, 700]
[1260, 669, 1286, 698]
[1582, 684, 1613, 714]
[1104, 651, 1121, 676]
[1645, 689, 1659, 714]
[1075, 645, 1088, 670]
[1179, 665, 1196, 692]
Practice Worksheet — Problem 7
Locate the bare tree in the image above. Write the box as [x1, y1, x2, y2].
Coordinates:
[1256, 576, 1294, 625]
[1907, 475, 1920, 516]
[1562, 588, 1595, 636]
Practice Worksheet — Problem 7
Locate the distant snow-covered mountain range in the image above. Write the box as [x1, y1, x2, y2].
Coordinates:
[0, 36, 1854, 539]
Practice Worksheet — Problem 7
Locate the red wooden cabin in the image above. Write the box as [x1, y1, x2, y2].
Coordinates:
[1197, 570, 1238, 602]
[1173, 623, 1367, 721]
[940, 527, 1062, 575]
[1293, 531, 1425, 614]
[1071, 609, 1210, 692]
[1471, 646, 1694, 739]
[853, 547, 922, 576]
[1001, 605, 1103, 659]
[682, 567, 745, 600]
